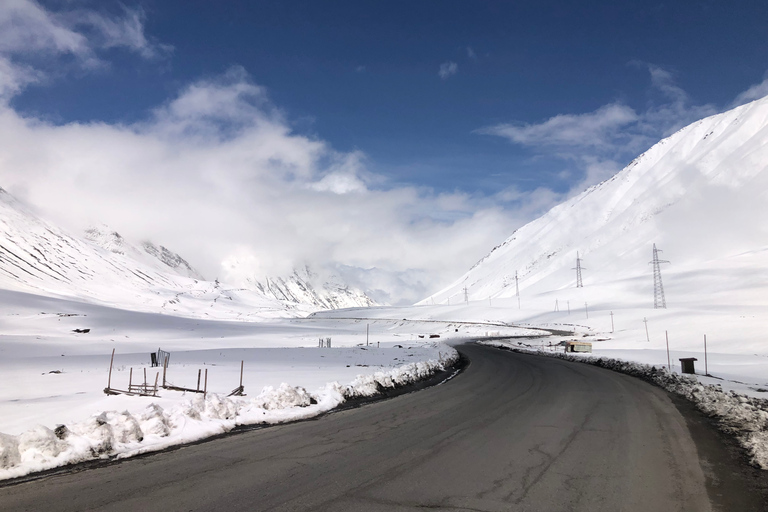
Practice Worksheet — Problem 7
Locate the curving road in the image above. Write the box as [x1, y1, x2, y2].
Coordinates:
[1, 343, 765, 511]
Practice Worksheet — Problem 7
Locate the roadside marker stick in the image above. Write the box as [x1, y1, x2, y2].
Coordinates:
[666, 331, 671, 371]
[704, 334, 708, 376]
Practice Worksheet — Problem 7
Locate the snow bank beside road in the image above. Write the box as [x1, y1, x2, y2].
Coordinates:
[0, 351, 458, 481]
[481, 340, 768, 469]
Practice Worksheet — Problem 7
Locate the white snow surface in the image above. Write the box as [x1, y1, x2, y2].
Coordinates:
[420, 95, 768, 314]
[0, 290, 489, 480]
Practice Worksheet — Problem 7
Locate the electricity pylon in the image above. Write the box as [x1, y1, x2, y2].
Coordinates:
[650, 244, 669, 309]
[573, 252, 585, 288]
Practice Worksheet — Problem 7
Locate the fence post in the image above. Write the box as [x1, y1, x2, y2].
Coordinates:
[204, 369, 208, 399]
[107, 348, 115, 389]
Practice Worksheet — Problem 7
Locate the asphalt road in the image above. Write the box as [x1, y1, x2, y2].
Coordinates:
[1, 343, 766, 511]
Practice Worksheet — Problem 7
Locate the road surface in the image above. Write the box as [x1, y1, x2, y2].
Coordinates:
[1, 343, 766, 511]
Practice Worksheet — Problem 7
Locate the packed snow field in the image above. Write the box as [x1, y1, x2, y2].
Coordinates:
[1, 289, 559, 480]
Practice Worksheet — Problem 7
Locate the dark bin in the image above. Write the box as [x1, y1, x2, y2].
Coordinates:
[679, 357, 697, 374]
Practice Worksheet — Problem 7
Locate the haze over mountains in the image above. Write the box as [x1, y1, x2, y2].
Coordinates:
[0, 190, 375, 317]
[421, 95, 768, 312]
[0, 95, 767, 319]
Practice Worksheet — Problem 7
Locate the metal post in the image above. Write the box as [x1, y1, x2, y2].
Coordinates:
[129, 367, 133, 389]
[240, 360, 244, 388]
[704, 334, 708, 376]
[666, 331, 671, 371]
[204, 368, 208, 398]
[197, 369, 202, 391]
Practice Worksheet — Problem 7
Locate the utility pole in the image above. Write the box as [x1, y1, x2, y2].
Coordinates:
[610, 311, 614, 333]
[567, 300, 570, 315]
[643, 317, 649, 342]
[463, 286, 469, 305]
[555, 299, 559, 312]
[573, 252, 585, 288]
[665, 330, 671, 371]
[366, 323, 369, 346]
[650, 244, 670, 309]
[515, 271, 520, 310]
[585, 302, 589, 319]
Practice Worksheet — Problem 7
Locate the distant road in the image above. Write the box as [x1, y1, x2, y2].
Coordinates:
[1, 344, 765, 511]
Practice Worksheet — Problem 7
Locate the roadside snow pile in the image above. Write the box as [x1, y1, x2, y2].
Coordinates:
[481, 340, 768, 470]
[0, 350, 458, 481]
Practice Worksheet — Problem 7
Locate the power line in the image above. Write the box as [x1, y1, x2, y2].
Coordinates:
[650, 244, 670, 309]
[572, 252, 585, 288]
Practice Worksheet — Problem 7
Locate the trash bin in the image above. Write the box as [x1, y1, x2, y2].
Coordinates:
[679, 357, 697, 374]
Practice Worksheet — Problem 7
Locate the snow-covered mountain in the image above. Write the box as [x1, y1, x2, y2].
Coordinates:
[248, 265, 378, 310]
[421, 96, 768, 307]
[84, 225, 204, 280]
[0, 189, 305, 320]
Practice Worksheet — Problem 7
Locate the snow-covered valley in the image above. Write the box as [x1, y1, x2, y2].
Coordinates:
[1, 95, 767, 478]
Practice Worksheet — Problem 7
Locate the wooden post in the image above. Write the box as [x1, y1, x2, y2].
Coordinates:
[239, 360, 244, 388]
[204, 369, 208, 398]
[143, 368, 147, 388]
[366, 324, 369, 346]
[107, 348, 115, 389]
[163, 355, 169, 387]
[129, 367, 133, 389]
[197, 369, 202, 392]
[154, 372, 159, 395]
[666, 331, 671, 371]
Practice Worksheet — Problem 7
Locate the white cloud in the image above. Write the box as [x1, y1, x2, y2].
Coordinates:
[477, 64, 734, 196]
[438, 61, 458, 80]
[479, 103, 639, 149]
[466, 47, 476, 60]
[0, 67, 524, 305]
[0, 0, 168, 99]
[731, 75, 768, 107]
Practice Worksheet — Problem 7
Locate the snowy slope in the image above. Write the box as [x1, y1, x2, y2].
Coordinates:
[249, 265, 378, 310]
[84, 225, 205, 280]
[0, 189, 303, 320]
[421, 96, 768, 310]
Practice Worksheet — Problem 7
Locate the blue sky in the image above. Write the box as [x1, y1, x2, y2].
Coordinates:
[1, 1, 767, 303]
[13, 1, 768, 195]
